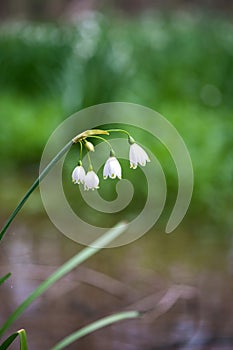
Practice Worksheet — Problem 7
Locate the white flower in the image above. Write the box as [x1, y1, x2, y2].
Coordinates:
[129, 143, 150, 169]
[72, 165, 86, 184]
[84, 170, 99, 191]
[103, 156, 122, 179]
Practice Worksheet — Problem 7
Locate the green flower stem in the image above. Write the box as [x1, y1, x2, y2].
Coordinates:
[107, 128, 131, 138]
[0, 140, 74, 242]
[89, 135, 114, 151]
[51, 311, 140, 350]
[79, 141, 83, 161]
[87, 151, 93, 171]
[0, 222, 128, 338]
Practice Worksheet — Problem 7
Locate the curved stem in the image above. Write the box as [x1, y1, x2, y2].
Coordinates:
[0, 128, 131, 243]
[89, 135, 113, 151]
[0, 140, 74, 242]
[107, 128, 131, 138]
[51, 311, 140, 350]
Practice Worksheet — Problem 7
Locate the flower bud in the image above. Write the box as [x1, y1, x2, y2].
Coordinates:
[84, 140, 95, 152]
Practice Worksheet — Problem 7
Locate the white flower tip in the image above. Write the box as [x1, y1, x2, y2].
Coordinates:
[91, 186, 99, 191]
[130, 163, 137, 169]
[72, 165, 86, 185]
[129, 143, 150, 169]
[103, 156, 122, 180]
[84, 170, 99, 190]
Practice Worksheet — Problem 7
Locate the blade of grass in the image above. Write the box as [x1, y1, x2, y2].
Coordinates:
[0, 273, 11, 286]
[0, 222, 128, 338]
[50, 311, 140, 350]
[0, 140, 73, 242]
[0, 329, 28, 350]
[18, 329, 28, 350]
[0, 333, 18, 350]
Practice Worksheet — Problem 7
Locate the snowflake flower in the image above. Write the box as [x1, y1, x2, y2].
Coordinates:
[84, 170, 99, 191]
[72, 165, 86, 184]
[103, 156, 122, 179]
[129, 137, 150, 169]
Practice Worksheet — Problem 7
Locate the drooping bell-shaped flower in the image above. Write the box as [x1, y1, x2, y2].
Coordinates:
[72, 164, 86, 184]
[103, 151, 122, 179]
[84, 170, 99, 191]
[128, 136, 150, 169]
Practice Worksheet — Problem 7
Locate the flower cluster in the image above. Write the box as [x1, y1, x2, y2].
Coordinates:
[72, 129, 150, 191]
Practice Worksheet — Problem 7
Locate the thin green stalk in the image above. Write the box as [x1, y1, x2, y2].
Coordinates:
[0, 140, 73, 242]
[89, 135, 113, 151]
[51, 311, 140, 350]
[0, 222, 127, 338]
[79, 141, 83, 161]
[87, 151, 93, 171]
[107, 128, 131, 138]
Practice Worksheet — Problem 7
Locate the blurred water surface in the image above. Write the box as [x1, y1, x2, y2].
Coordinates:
[0, 178, 233, 350]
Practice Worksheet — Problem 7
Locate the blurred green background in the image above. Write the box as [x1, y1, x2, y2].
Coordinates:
[0, 4, 232, 232]
[0, 1, 233, 349]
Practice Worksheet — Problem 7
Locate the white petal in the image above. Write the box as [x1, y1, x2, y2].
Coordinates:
[103, 157, 122, 179]
[103, 159, 110, 179]
[84, 170, 99, 190]
[129, 145, 138, 168]
[72, 165, 86, 184]
[129, 143, 150, 169]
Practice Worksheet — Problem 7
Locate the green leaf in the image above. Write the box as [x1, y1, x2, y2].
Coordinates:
[0, 222, 128, 337]
[0, 329, 28, 350]
[50, 311, 140, 350]
[0, 273, 11, 286]
[0, 333, 18, 350]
